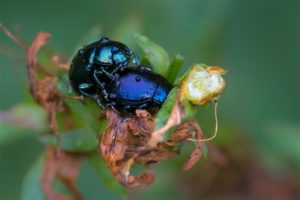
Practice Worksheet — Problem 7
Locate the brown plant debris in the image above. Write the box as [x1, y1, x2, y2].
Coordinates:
[99, 109, 204, 188]
[26, 31, 83, 200]
[1, 24, 83, 199]
[27, 32, 64, 135]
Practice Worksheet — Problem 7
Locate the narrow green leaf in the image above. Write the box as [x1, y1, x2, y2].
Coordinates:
[56, 72, 107, 135]
[181, 100, 197, 120]
[134, 33, 170, 77]
[88, 152, 126, 196]
[167, 54, 184, 84]
[38, 129, 98, 152]
[112, 15, 141, 48]
[73, 25, 102, 55]
[155, 88, 197, 130]
[154, 88, 198, 140]
[21, 156, 45, 200]
[155, 87, 178, 130]
[60, 129, 98, 152]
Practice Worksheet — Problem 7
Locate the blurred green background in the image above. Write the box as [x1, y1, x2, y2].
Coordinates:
[0, 0, 299, 200]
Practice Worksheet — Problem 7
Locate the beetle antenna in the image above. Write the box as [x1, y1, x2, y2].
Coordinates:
[187, 98, 219, 142]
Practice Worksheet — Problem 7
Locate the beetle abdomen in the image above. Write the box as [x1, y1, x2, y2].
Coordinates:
[115, 70, 157, 101]
[106, 67, 172, 114]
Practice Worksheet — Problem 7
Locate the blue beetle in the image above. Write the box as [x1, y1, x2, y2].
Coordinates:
[102, 66, 173, 114]
[69, 37, 139, 97]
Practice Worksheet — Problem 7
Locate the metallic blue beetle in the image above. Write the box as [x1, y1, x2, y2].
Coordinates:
[69, 38, 172, 115]
[102, 66, 173, 114]
[69, 37, 139, 97]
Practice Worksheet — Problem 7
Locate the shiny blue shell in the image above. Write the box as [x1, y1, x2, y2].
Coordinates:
[69, 37, 133, 96]
[106, 67, 173, 114]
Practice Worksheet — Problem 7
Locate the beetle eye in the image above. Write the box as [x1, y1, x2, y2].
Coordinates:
[135, 76, 141, 82]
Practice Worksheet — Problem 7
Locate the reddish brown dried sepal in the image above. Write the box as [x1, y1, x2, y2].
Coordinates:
[99, 110, 157, 188]
[100, 109, 204, 188]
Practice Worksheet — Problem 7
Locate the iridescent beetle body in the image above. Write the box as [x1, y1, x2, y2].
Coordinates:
[69, 38, 171, 114]
[69, 37, 139, 97]
[103, 67, 173, 114]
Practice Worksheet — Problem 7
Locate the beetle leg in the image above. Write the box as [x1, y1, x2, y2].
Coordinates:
[93, 70, 104, 86]
[94, 68, 115, 81]
[92, 72, 115, 103]
[94, 95, 105, 109]
[110, 48, 127, 72]
[77, 83, 96, 97]
[138, 103, 149, 109]
[98, 82, 112, 102]
[111, 60, 127, 75]
[94, 67, 121, 89]
[94, 69, 118, 91]
[100, 89, 110, 101]
[106, 102, 119, 113]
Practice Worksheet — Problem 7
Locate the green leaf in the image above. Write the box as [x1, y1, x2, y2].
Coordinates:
[21, 156, 45, 200]
[154, 88, 198, 140]
[181, 100, 197, 120]
[155, 88, 197, 130]
[134, 33, 170, 77]
[155, 87, 178, 130]
[88, 152, 126, 196]
[73, 25, 102, 54]
[112, 15, 141, 48]
[167, 54, 184, 84]
[38, 129, 98, 152]
[22, 155, 68, 200]
[0, 104, 47, 145]
[202, 144, 208, 159]
[56, 72, 107, 134]
[58, 129, 99, 152]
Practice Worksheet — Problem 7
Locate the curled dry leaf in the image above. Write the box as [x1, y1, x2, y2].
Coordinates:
[147, 98, 183, 147]
[26, 32, 65, 135]
[99, 110, 204, 188]
[99, 110, 155, 188]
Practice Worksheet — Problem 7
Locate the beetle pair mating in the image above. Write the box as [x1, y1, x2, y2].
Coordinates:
[69, 37, 172, 114]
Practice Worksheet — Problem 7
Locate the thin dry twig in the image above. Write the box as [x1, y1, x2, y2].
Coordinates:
[0, 23, 28, 49]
